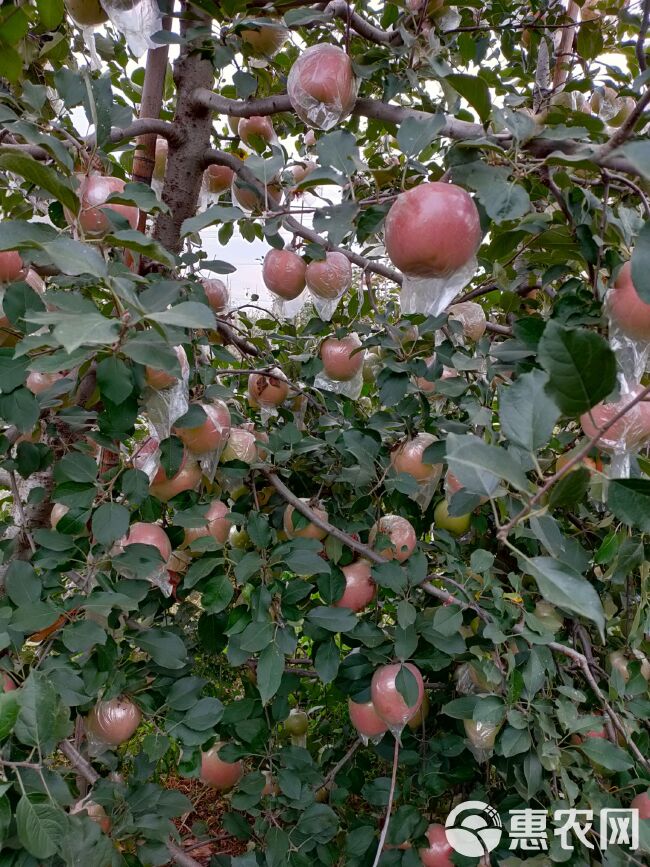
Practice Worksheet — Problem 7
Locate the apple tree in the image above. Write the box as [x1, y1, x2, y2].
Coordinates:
[0, 0, 649, 865]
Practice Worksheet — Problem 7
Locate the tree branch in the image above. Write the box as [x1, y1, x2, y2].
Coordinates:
[324, 1, 402, 45]
[110, 118, 179, 147]
[637, 0, 650, 73]
[497, 383, 650, 541]
[596, 88, 650, 159]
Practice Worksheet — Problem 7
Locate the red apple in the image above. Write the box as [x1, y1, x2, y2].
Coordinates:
[447, 301, 486, 341]
[348, 698, 389, 738]
[183, 500, 232, 546]
[204, 164, 235, 195]
[284, 501, 328, 540]
[199, 742, 243, 790]
[202, 279, 229, 313]
[231, 177, 280, 212]
[64, 0, 108, 26]
[580, 385, 650, 450]
[291, 160, 317, 185]
[0, 251, 24, 284]
[607, 261, 650, 341]
[86, 697, 142, 746]
[369, 515, 417, 562]
[631, 791, 650, 820]
[262, 249, 306, 301]
[305, 252, 352, 299]
[173, 401, 231, 455]
[149, 453, 202, 502]
[391, 433, 441, 483]
[221, 428, 258, 464]
[415, 355, 436, 394]
[335, 560, 376, 612]
[370, 662, 424, 728]
[122, 522, 172, 562]
[320, 334, 364, 381]
[419, 823, 454, 867]
[25, 371, 64, 395]
[144, 345, 188, 390]
[73, 175, 139, 237]
[384, 182, 481, 277]
[287, 45, 358, 129]
[1, 673, 17, 692]
[304, 130, 317, 147]
[248, 369, 290, 407]
[238, 116, 275, 147]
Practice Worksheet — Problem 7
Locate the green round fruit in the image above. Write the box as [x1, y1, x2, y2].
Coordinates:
[433, 500, 471, 536]
[285, 710, 309, 737]
[229, 527, 250, 549]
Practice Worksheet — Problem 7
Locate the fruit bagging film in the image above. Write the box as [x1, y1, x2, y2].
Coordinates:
[400, 256, 477, 316]
[101, 0, 162, 58]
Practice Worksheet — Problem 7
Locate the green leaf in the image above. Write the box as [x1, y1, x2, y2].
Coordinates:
[104, 229, 176, 267]
[396, 114, 445, 157]
[122, 333, 183, 373]
[16, 796, 67, 859]
[26, 310, 118, 353]
[307, 606, 357, 633]
[96, 357, 133, 404]
[136, 629, 188, 669]
[106, 181, 170, 214]
[622, 141, 650, 181]
[55, 452, 98, 483]
[202, 573, 234, 613]
[395, 664, 419, 708]
[520, 554, 606, 640]
[14, 671, 71, 753]
[500, 369, 560, 451]
[257, 643, 284, 704]
[181, 205, 244, 236]
[548, 466, 590, 509]
[579, 737, 633, 771]
[538, 321, 617, 416]
[5, 561, 40, 606]
[146, 302, 216, 330]
[91, 502, 130, 546]
[631, 222, 650, 304]
[445, 432, 530, 496]
[314, 639, 340, 684]
[607, 479, 650, 531]
[0, 387, 40, 432]
[184, 696, 224, 730]
[0, 691, 19, 741]
[0, 153, 78, 213]
[445, 73, 491, 124]
[36, 0, 65, 30]
[61, 619, 107, 653]
[500, 725, 531, 757]
[0, 45, 22, 82]
[315, 130, 359, 177]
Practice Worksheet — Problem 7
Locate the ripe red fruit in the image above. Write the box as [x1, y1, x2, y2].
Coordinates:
[248, 369, 290, 407]
[204, 164, 235, 195]
[305, 252, 352, 299]
[25, 371, 64, 395]
[70, 798, 111, 834]
[370, 662, 424, 728]
[607, 261, 650, 341]
[238, 116, 275, 147]
[122, 522, 172, 562]
[74, 175, 138, 237]
[320, 334, 364, 381]
[173, 401, 231, 455]
[419, 823, 454, 867]
[183, 500, 232, 547]
[369, 515, 417, 562]
[631, 791, 650, 819]
[199, 742, 243, 790]
[221, 428, 258, 464]
[232, 177, 281, 212]
[149, 453, 202, 502]
[384, 182, 481, 277]
[284, 501, 328, 540]
[580, 385, 650, 450]
[262, 249, 306, 301]
[1, 673, 17, 692]
[202, 279, 229, 313]
[335, 560, 376, 612]
[144, 345, 188, 390]
[291, 160, 317, 185]
[391, 433, 441, 483]
[348, 698, 388, 738]
[287, 45, 358, 130]
[0, 251, 24, 284]
[86, 697, 142, 746]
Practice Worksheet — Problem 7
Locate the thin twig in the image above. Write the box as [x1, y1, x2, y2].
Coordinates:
[371, 737, 400, 867]
[319, 738, 361, 791]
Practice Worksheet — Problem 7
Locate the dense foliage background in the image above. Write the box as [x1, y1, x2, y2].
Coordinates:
[0, 0, 648, 865]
